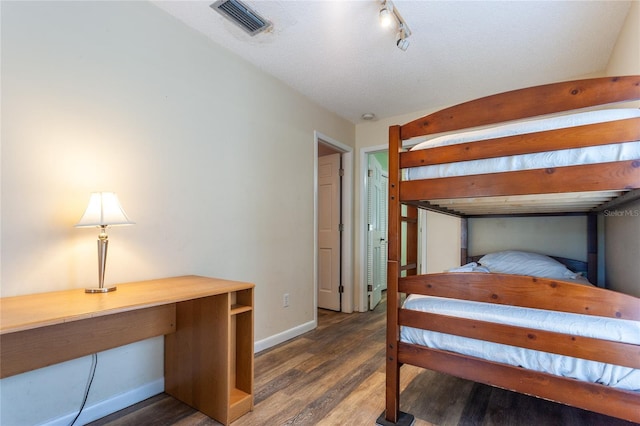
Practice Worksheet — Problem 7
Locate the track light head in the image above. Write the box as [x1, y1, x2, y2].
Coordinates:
[396, 26, 410, 51]
[397, 37, 409, 51]
[379, 5, 393, 28]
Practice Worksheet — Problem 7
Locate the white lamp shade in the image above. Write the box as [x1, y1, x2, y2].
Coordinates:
[75, 192, 135, 227]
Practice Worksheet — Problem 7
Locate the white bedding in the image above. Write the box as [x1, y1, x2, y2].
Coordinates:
[407, 109, 640, 180]
[401, 294, 640, 391]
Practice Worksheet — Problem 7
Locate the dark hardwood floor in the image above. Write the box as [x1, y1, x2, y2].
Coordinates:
[89, 295, 638, 426]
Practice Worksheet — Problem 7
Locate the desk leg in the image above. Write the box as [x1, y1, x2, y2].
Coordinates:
[165, 295, 229, 424]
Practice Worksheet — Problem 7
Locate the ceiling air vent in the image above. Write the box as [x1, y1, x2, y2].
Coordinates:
[210, 0, 272, 37]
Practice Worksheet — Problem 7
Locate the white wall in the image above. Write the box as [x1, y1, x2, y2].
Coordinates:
[604, 0, 640, 296]
[604, 200, 640, 296]
[0, 1, 354, 424]
[607, 0, 639, 78]
[468, 217, 587, 261]
[423, 211, 461, 273]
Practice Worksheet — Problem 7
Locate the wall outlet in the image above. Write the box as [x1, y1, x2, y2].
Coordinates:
[283, 293, 290, 308]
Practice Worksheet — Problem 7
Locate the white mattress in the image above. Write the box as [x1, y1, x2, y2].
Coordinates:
[401, 294, 640, 391]
[407, 109, 640, 180]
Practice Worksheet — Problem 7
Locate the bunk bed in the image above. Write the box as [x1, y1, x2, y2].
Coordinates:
[379, 76, 640, 425]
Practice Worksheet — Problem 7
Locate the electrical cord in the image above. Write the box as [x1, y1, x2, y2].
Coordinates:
[69, 353, 98, 426]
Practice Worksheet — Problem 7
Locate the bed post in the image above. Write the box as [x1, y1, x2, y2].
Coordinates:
[461, 217, 468, 265]
[377, 125, 415, 426]
[587, 213, 598, 285]
[405, 206, 419, 276]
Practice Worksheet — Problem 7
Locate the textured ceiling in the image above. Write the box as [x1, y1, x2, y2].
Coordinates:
[152, 1, 633, 123]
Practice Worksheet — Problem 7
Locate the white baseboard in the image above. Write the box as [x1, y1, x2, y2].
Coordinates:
[40, 378, 164, 426]
[254, 319, 317, 353]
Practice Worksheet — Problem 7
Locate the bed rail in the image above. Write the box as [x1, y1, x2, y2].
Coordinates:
[399, 308, 640, 368]
[400, 117, 640, 168]
[401, 160, 640, 201]
[399, 272, 640, 320]
[397, 343, 640, 423]
[400, 75, 640, 140]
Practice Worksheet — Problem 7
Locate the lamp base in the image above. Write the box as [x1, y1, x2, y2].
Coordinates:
[85, 286, 117, 293]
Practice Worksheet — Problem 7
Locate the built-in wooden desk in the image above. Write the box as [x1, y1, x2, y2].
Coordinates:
[0, 275, 254, 425]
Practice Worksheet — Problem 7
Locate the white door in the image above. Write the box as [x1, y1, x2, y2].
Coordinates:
[367, 155, 388, 310]
[318, 153, 341, 311]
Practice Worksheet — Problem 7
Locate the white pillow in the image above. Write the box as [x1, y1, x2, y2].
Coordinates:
[478, 250, 579, 280]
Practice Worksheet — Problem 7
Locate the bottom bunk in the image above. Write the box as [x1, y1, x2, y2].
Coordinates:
[401, 293, 640, 391]
[379, 264, 640, 425]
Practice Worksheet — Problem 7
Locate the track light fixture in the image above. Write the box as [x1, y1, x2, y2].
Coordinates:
[378, 0, 412, 51]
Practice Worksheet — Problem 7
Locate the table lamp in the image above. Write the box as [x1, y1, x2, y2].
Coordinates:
[75, 192, 135, 293]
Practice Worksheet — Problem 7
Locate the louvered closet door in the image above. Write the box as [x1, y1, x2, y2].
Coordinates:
[367, 155, 388, 310]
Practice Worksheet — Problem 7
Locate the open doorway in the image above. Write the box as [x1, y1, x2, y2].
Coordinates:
[314, 132, 353, 314]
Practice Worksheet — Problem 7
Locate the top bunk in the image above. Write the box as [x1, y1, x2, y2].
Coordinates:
[389, 76, 640, 217]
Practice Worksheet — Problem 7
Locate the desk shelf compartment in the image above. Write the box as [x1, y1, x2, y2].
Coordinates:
[229, 288, 254, 422]
[165, 287, 254, 425]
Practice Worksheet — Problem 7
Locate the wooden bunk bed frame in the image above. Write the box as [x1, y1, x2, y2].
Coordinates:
[380, 76, 640, 425]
